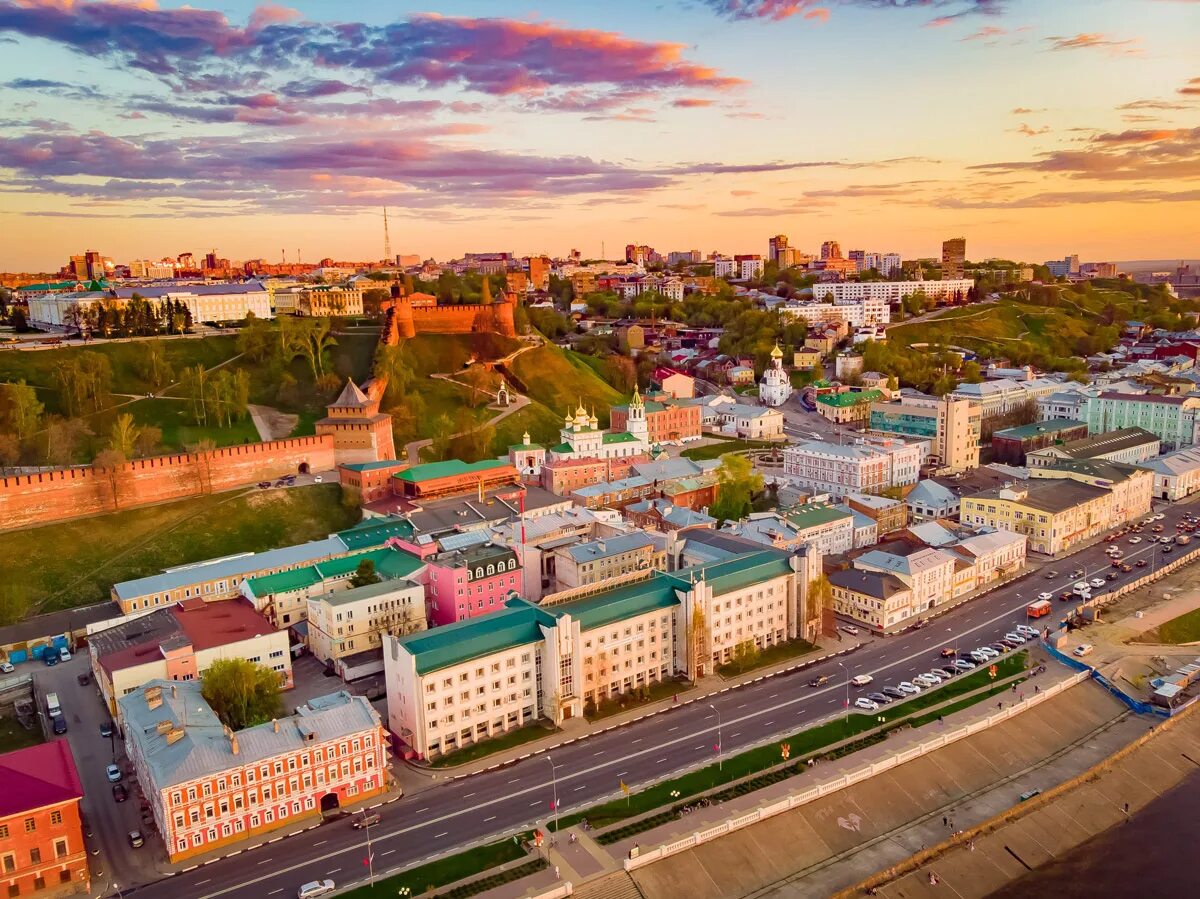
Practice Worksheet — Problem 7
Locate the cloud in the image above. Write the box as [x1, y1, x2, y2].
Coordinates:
[961, 25, 1006, 41]
[3, 77, 104, 100]
[1092, 127, 1192, 144]
[0, 3, 742, 103]
[672, 97, 715, 108]
[1011, 123, 1050, 137]
[1045, 33, 1142, 55]
[1181, 77, 1200, 96]
[970, 126, 1200, 180]
[1118, 98, 1190, 110]
[698, 1, 1006, 25]
[934, 188, 1200, 208]
[1010, 107, 1045, 114]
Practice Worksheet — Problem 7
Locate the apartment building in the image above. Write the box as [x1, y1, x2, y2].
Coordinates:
[905, 479, 960, 521]
[424, 544, 524, 627]
[383, 549, 816, 759]
[712, 403, 785, 440]
[305, 579, 426, 673]
[950, 377, 1061, 419]
[1082, 392, 1200, 451]
[1027, 460, 1154, 526]
[0, 741, 89, 899]
[90, 598, 291, 718]
[1026, 427, 1161, 468]
[869, 394, 981, 472]
[551, 532, 666, 591]
[780, 297, 890, 328]
[120, 682, 387, 862]
[783, 438, 921, 499]
[1139, 447, 1200, 501]
[803, 279, 974, 305]
[781, 503, 857, 554]
[845, 492, 908, 534]
[855, 547, 956, 615]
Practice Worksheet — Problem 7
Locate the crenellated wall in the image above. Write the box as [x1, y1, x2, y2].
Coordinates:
[0, 435, 336, 532]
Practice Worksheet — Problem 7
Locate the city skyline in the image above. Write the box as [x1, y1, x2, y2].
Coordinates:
[0, 0, 1197, 269]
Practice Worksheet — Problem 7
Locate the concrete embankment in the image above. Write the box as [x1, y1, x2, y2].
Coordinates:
[840, 696, 1200, 899]
[624, 681, 1134, 899]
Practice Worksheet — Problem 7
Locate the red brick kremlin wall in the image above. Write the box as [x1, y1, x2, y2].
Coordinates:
[0, 435, 336, 532]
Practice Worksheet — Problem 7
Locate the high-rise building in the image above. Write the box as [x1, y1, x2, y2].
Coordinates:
[848, 250, 866, 272]
[882, 253, 902, 276]
[768, 234, 789, 263]
[625, 244, 655, 266]
[820, 240, 843, 260]
[941, 238, 966, 281]
[525, 255, 551, 290]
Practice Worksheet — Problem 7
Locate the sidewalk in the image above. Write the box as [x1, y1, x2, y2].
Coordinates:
[398, 636, 869, 789]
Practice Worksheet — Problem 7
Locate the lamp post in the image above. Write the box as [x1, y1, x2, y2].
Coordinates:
[836, 662, 849, 734]
[709, 704, 723, 772]
[359, 809, 375, 886]
[547, 755, 560, 835]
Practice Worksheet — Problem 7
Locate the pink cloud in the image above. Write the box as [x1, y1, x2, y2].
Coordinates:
[1045, 33, 1142, 55]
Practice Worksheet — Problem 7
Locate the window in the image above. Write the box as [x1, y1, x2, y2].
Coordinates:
[59, 871, 71, 884]
[29, 849, 40, 864]
[54, 840, 67, 859]
[1, 856, 14, 874]
[23, 818, 34, 833]
[49, 810, 62, 826]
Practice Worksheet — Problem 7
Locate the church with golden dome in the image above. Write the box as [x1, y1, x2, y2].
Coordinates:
[759, 342, 794, 408]
[545, 391, 650, 463]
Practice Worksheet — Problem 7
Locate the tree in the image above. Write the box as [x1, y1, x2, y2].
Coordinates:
[0, 381, 44, 444]
[93, 449, 126, 510]
[44, 416, 92, 466]
[459, 365, 494, 408]
[430, 413, 454, 460]
[201, 658, 284, 731]
[710, 452, 763, 522]
[109, 412, 140, 458]
[808, 574, 835, 636]
[373, 343, 415, 408]
[10, 308, 29, 333]
[686, 605, 708, 679]
[188, 438, 217, 493]
[134, 341, 173, 390]
[727, 639, 760, 674]
[349, 559, 381, 588]
[134, 424, 162, 458]
[960, 360, 983, 384]
[0, 432, 20, 467]
[236, 313, 274, 363]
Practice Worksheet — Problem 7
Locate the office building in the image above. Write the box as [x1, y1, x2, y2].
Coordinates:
[941, 238, 966, 280]
[1081, 393, 1200, 451]
[28, 283, 272, 327]
[783, 438, 922, 499]
[797, 279, 972, 306]
[869, 394, 981, 473]
[552, 532, 666, 591]
[820, 240, 842, 260]
[768, 235, 789, 264]
[305, 580, 426, 676]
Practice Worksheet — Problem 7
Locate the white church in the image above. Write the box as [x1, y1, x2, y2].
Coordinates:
[759, 343, 793, 407]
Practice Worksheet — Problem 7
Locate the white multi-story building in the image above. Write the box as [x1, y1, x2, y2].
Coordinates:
[855, 547, 957, 616]
[28, 283, 273, 327]
[305, 579, 426, 673]
[714, 257, 735, 279]
[780, 296, 890, 328]
[783, 437, 922, 499]
[807, 279, 973, 305]
[296, 285, 365, 317]
[383, 549, 817, 759]
[1139, 447, 1200, 501]
[881, 253, 902, 277]
[739, 257, 765, 280]
[119, 681, 387, 862]
[951, 377, 1061, 419]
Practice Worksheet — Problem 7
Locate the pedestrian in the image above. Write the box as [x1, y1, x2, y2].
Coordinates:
[1035, 685, 1040, 694]
[937, 715, 944, 727]
[674, 694, 678, 704]
[998, 701, 1003, 710]
[554, 865, 560, 880]
[1012, 683, 1017, 693]
[943, 815, 948, 828]
[969, 840, 975, 852]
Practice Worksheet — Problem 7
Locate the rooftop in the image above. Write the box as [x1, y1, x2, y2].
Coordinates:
[395, 599, 557, 675]
[817, 390, 882, 408]
[244, 546, 425, 596]
[118, 681, 380, 788]
[562, 532, 657, 563]
[338, 460, 409, 473]
[829, 568, 908, 600]
[966, 478, 1109, 513]
[549, 573, 684, 630]
[1034, 427, 1160, 460]
[394, 458, 513, 484]
[0, 739, 83, 819]
[992, 419, 1088, 440]
[678, 548, 793, 596]
[783, 502, 853, 531]
[313, 578, 422, 608]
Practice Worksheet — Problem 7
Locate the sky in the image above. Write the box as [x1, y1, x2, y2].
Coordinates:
[0, 0, 1197, 271]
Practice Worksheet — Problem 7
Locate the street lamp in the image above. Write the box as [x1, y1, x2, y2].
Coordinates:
[546, 755, 560, 835]
[836, 662, 850, 734]
[709, 704, 723, 772]
[359, 809, 375, 886]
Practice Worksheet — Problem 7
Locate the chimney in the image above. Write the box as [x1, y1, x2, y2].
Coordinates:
[273, 719, 279, 733]
[171, 684, 177, 699]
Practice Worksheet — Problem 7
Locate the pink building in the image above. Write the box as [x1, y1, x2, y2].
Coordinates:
[425, 544, 524, 626]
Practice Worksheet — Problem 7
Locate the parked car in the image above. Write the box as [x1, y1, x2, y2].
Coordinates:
[913, 618, 929, 629]
[127, 831, 144, 849]
[58, 647, 71, 662]
[0, 661, 13, 673]
[52, 717, 67, 735]
[76, 672, 90, 686]
[853, 697, 878, 711]
[882, 686, 906, 699]
[1019, 788, 1042, 802]
[913, 674, 939, 687]
[257, 481, 271, 489]
[978, 647, 1000, 659]
[808, 675, 831, 688]
[1004, 632, 1026, 644]
[867, 692, 892, 704]
[43, 653, 58, 667]
[969, 650, 989, 664]
[897, 681, 921, 695]
[941, 666, 960, 677]
[924, 670, 948, 682]
[112, 783, 128, 803]
[1073, 643, 1094, 657]
[953, 659, 975, 671]
[106, 764, 122, 783]
[313, 475, 324, 483]
[841, 625, 860, 636]
[1015, 625, 1038, 638]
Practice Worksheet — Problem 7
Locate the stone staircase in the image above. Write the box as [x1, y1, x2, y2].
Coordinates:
[570, 871, 644, 899]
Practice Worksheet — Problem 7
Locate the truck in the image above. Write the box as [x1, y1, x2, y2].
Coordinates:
[45, 692, 62, 718]
[1026, 599, 1052, 618]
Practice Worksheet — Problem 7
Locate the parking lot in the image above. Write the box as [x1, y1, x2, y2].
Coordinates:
[28, 649, 165, 889]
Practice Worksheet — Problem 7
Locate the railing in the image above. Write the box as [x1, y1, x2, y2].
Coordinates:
[623, 671, 1089, 872]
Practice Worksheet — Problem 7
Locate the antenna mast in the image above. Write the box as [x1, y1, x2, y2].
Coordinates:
[383, 207, 392, 263]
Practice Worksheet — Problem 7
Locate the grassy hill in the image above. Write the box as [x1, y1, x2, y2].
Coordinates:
[0, 483, 357, 620]
[505, 344, 623, 425]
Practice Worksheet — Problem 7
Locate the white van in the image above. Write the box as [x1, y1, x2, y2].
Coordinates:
[297, 881, 335, 899]
[46, 692, 62, 717]
[850, 674, 873, 687]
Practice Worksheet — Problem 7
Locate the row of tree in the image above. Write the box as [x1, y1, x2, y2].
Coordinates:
[64, 295, 193, 338]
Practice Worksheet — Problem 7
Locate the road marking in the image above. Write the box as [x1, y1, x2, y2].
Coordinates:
[326, 868, 340, 875]
[530, 800, 541, 807]
[668, 726, 678, 732]
[509, 777, 521, 782]
[256, 858, 272, 865]
[736, 703, 747, 709]
[313, 840, 326, 846]
[381, 849, 396, 856]
[655, 758, 667, 764]
[463, 792, 475, 798]
[268, 890, 282, 896]
[630, 738, 642, 744]
[573, 786, 586, 792]
[434, 832, 448, 839]
[484, 816, 496, 822]
[195, 881, 210, 887]
[616, 771, 627, 777]
[730, 732, 740, 738]
[414, 808, 428, 814]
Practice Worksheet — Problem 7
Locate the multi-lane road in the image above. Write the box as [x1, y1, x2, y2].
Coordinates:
[125, 501, 1200, 899]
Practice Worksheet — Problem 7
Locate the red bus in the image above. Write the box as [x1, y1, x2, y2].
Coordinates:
[1026, 599, 1052, 618]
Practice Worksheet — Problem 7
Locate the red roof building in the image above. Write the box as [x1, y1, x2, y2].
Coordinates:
[0, 740, 90, 899]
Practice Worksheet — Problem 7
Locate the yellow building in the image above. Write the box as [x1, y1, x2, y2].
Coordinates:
[961, 480, 1111, 556]
[296, 284, 364, 316]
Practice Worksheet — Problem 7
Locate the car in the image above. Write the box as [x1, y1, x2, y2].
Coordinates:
[257, 481, 271, 489]
[1163, 544, 1173, 553]
[1073, 581, 1090, 593]
[313, 475, 324, 483]
[1090, 578, 1106, 588]
[841, 625, 860, 636]
[990, 643, 1009, 654]
[43, 653, 58, 667]
[867, 692, 892, 704]
[1060, 591, 1074, 601]
[808, 675, 831, 688]
[853, 697, 878, 711]
[58, 647, 71, 662]
[352, 813, 381, 829]
[1155, 513, 1165, 521]
[297, 882, 335, 899]
[1043, 570, 1058, 580]
[1076, 589, 1092, 600]
[1019, 788, 1043, 802]
[1004, 632, 1026, 644]
[969, 650, 989, 663]
[99, 722, 114, 738]
[52, 717, 67, 735]
[953, 659, 976, 671]
[941, 666, 960, 677]
[1129, 536, 1142, 544]
[1111, 559, 1122, 568]
[939, 648, 957, 658]
[0, 661, 13, 673]
[850, 674, 873, 687]
[978, 646, 1000, 659]
[127, 831, 144, 849]
[925, 670, 948, 682]
[105, 764, 122, 783]
[1015, 625, 1038, 638]
[1136, 560, 1148, 568]
[1071, 568, 1085, 578]
[1038, 592, 1053, 602]
[1121, 564, 1133, 572]
[914, 674, 939, 687]
[112, 783, 128, 803]
[898, 681, 922, 695]
[1152, 525, 1164, 532]
[1074, 643, 1094, 657]
[882, 686, 906, 699]
[1107, 572, 1119, 581]
[999, 638, 1021, 649]
[1161, 536, 1174, 544]
[76, 671, 90, 686]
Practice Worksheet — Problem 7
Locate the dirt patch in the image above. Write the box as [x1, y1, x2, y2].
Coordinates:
[248, 403, 300, 440]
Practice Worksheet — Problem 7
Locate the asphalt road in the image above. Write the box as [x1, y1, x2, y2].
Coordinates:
[123, 500, 1200, 899]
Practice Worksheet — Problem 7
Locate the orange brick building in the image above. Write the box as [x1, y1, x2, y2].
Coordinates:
[0, 741, 89, 899]
[610, 394, 701, 444]
[337, 460, 409, 502]
[539, 455, 647, 496]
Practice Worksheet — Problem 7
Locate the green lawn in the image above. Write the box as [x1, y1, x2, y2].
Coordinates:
[506, 344, 622, 426]
[585, 678, 691, 722]
[716, 638, 817, 678]
[552, 652, 1028, 832]
[0, 484, 358, 620]
[428, 721, 559, 769]
[1145, 606, 1200, 644]
[682, 439, 774, 461]
[338, 832, 534, 899]
[0, 719, 44, 754]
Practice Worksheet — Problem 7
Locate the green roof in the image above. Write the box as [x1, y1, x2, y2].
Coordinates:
[550, 442, 573, 454]
[602, 432, 640, 444]
[992, 419, 1087, 440]
[339, 460, 408, 472]
[337, 519, 413, 550]
[550, 573, 684, 631]
[783, 503, 853, 531]
[817, 390, 883, 408]
[394, 458, 510, 483]
[678, 549, 793, 596]
[244, 547, 424, 597]
[397, 599, 557, 675]
[509, 443, 544, 452]
[16, 280, 78, 292]
[245, 567, 321, 596]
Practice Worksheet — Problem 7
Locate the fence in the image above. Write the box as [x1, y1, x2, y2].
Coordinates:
[623, 670, 1089, 872]
[1043, 638, 1164, 716]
